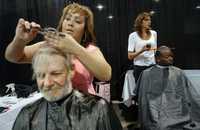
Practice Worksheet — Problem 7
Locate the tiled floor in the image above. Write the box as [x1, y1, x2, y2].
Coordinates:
[112, 101, 140, 130]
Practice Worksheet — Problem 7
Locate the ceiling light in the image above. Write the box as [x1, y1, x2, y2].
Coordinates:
[196, 5, 200, 9]
[153, 0, 160, 2]
[150, 10, 156, 15]
[96, 4, 104, 11]
[107, 15, 114, 20]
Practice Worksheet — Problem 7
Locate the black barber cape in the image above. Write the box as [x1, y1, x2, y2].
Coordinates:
[13, 90, 122, 130]
[136, 65, 200, 130]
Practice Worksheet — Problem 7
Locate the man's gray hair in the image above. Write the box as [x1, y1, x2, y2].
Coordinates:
[32, 46, 72, 79]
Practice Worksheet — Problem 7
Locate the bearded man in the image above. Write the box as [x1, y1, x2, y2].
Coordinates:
[12, 46, 122, 130]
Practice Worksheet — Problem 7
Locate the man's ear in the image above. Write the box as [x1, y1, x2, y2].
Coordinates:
[69, 70, 75, 79]
[66, 69, 74, 82]
[69, 63, 75, 79]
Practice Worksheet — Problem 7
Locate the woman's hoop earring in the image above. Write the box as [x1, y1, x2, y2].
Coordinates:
[83, 32, 87, 43]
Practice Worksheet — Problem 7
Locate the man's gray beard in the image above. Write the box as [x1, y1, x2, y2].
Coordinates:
[39, 80, 73, 102]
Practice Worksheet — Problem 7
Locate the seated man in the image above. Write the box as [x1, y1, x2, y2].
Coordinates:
[12, 46, 122, 130]
[137, 46, 200, 130]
